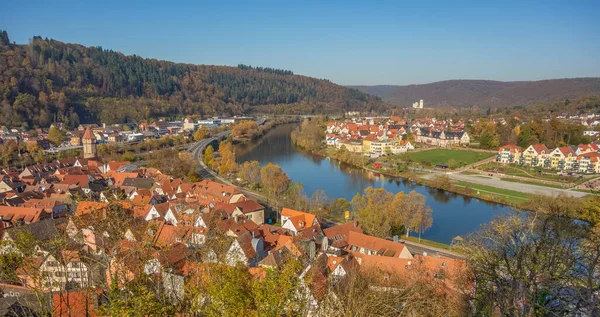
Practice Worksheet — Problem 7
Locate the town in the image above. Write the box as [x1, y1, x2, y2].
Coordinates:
[0, 124, 469, 316]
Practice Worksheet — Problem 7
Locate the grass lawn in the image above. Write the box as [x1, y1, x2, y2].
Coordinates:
[460, 171, 479, 175]
[453, 180, 531, 204]
[478, 162, 594, 185]
[404, 149, 494, 168]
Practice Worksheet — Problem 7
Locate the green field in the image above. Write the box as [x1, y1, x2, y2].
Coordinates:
[404, 149, 494, 168]
[478, 162, 593, 185]
[453, 180, 531, 204]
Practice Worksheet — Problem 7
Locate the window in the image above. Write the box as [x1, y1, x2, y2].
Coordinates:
[175, 238, 182, 243]
[441, 262, 446, 267]
[54, 271, 65, 277]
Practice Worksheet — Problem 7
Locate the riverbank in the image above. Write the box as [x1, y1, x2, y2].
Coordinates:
[231, 117, 300, 145]
[294, 140, 532, 209]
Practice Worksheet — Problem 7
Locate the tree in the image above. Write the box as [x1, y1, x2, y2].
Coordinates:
[403, 192, 433, 239]
[260, 163, 290, 195]
[329, 198, 351, 221]
[459, 195, 600, 316]
[429, 174, 452, 190]
[237, 161, 261, 187]
[446, 158, 459, 169]
[47, 126, 66, 146]
[193, 125, 209, 141]
[351, 187, 394, 238]
[231, 121, 260, 140]
[479, 130, 500, 149]
[203, 145, 215, 168]
[120, 151, 136, 161]
[0, 30, 9, 46]
[217, 141, 237, 175]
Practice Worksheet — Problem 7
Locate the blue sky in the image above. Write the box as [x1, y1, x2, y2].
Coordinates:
[1, 0, 599, 85]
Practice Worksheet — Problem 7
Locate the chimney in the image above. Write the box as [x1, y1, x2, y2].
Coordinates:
[353, 220, 358, 228]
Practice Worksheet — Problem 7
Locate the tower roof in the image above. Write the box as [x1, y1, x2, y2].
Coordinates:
[82, 127, 95, 140]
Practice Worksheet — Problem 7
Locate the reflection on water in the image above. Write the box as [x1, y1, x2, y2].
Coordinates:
[236, 123, 515, 244]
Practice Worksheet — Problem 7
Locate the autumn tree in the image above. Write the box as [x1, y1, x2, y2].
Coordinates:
[217, 141, 237, 175]
[47, 126, 66, 145]
[351, 187, 394, 238]
[237, 160, 261, 187]
[203, 145, 215, 168]
[231, 120, 261, 141]
[460, 195, 600, 316]
[353, 188, 433, 239]
[260, 163, 290, 195]
[193, 125, 209, 141]
[400, 191, 433, 238]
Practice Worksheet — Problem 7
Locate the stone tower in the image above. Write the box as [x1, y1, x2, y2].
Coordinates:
[82, 127, 97, 159]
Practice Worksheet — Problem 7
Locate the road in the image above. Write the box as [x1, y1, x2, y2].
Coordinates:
[401, 239, 464, 259]
[188, 131, 268, 203]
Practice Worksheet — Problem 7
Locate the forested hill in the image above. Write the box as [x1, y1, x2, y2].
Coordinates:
[349, 78, 600, 108]
[0, 31, 382, 129]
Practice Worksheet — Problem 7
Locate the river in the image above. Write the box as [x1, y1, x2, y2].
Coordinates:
[235, 123, 515, 244]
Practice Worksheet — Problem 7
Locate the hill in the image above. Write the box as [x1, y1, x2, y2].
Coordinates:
[0, 30, 382, 128]
[349, 78, 600, 108]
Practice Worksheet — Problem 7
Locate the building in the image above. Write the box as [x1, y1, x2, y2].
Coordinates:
[521, 144, 550, 168]
[82, 127, 97, 159]
[496, 145, 523, 164]
[412, 99, 424, 109]
[415, 128, 470, 147]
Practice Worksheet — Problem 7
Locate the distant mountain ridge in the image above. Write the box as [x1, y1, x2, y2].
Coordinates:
[0, 31, 382, 128]
[349, 78, 600, 108]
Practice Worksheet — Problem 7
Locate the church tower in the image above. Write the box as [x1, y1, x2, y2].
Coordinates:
[82, 127, 97, 159]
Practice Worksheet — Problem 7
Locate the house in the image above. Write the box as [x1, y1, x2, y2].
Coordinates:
[415, 129, 469, 147]
[521, 144, 550, 168]
[226, 232, 265, 267]
[496, 145, 523, 164]
[576, 143, 600, 155]
[74, 202, 108, 217]
[323, 221, 363, 252]
[231, 199, 265, 225]
[17, 249, 90, 292]
[0, 206, 51, 226]
[549, 146, 577, 171]
[143, 203, 178, 225]
[281, 208, 319, 235]
[346, 231, 413, 259]
[22, 199, 68, 218]
[576, 152, 600, 174]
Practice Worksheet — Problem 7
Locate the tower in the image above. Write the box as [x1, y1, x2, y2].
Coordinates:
[82, 127, 97, 159]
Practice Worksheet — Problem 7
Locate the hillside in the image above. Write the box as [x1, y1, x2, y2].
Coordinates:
[350, 78, 600, 108]
[0, 31, 382, 129]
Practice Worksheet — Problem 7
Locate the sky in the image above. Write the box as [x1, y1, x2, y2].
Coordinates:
[1, 0, 599, 85]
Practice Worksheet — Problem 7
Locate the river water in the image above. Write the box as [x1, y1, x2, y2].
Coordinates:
[235, 123, 514, 244]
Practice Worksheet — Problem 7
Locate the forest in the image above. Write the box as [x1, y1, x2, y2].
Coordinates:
[0, 30, 383, 129]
